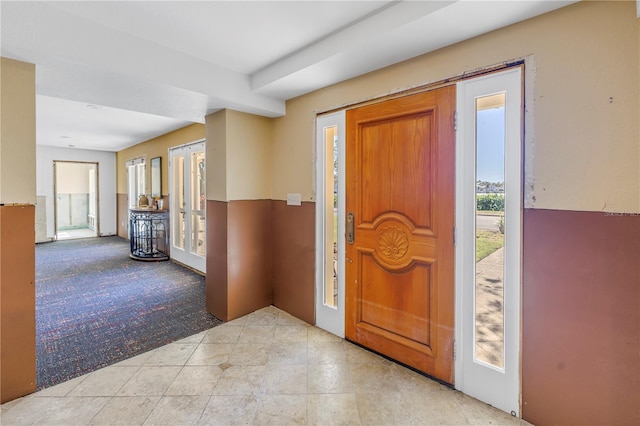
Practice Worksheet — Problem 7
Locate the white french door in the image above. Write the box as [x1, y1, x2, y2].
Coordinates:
[170, 140, 206, 273]
[455, 67, 523, 416]
[315, 111, 346, 337]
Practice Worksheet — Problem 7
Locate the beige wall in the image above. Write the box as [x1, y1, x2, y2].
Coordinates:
[0, 58, 36, 205]
[116, 123, 204, 195]
[206, 110, 227, 202]
[272, 1, 640, 213]
[206, 109, 273, 202]
[226, 110, 272, 201]
[56, 162, 93, 194]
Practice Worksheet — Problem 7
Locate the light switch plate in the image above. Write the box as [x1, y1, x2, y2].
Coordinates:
[287, 193, 301, 206]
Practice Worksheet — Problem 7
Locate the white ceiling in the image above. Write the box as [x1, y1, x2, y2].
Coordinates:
[1, 1, 576, 152]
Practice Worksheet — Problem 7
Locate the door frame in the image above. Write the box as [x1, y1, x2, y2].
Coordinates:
[169, 139, 206, 273]
[314, 111, 346, 337]
[53, 160, 100, 240]
[454, 66, 523, 416]
[314, 62, 528, 417]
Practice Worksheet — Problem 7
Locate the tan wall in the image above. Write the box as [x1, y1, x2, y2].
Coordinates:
[205, 110, 273, 202]
[206, 110, 227, 202]
[116, 123, 205, 195]
[56, 162, 93, 194]
[272, 1, 640, 213]
[226, 110, 272, 201]
[0, 58, 36, 205]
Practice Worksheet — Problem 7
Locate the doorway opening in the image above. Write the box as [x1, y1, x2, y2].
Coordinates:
[53, 161, 99, 240]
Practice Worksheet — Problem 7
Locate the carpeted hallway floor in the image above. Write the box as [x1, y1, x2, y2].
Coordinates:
[36, 236, 222, 390]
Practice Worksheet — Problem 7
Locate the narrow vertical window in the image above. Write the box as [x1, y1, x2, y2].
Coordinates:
[316, 110, 345, 337]
[323, 126, 338, 308]
[474, 94, 506, 369]
[172, 154, 185, 250]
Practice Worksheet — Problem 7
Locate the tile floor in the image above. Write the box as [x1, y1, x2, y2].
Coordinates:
[1, 306, 529, 425]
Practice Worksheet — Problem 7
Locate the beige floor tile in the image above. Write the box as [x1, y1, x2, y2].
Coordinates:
[228, 343, 270, 366]
[308, 363, 353, 394]
[253, 394, 307, 425]
[198, 395, 259, 425]
[307, 393, 361, 426]
[178, 330, 209, 344]
[142, 395, 209, 425]
[262, 364, 307, 394]
[165, 366, 223, 396]
[225, 315, 248, 326]
[277, 311, 310, 326]
[267, 341, 307, 364]
[89, 396, 160, 425]
[33, 396, 110, 425]
[116, 366, 182, 396]
[1, 306, 529, 426]
[350, 362, 400, 394]
[344, 343, 385, 365]
[405, 390, 470, 425]
[1, 396, 65, 425]
[34, 374, 87, 397]
[202, 325, 244, 344]
[357, 392, 444, 425]
[390, 363, 450, 394]
[187, 343, 234, 366]
[212, 365, 266, 396]
[113, 349, 157, 366]
[238, 325, 276, 343]
[274, 325, 309, 342]
[452, 392, 527, 425]
[68, 366, 139, 397]
[308, 341, 347, 364]
[246, 308, 279, 326]
[144, 342, 198, 366]
[307, 326, 343, 343]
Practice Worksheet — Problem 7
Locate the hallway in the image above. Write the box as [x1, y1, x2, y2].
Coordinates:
[1, 306, 527, 425]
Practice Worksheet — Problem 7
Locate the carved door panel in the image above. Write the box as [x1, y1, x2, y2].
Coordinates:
[345, 86, 456, 383]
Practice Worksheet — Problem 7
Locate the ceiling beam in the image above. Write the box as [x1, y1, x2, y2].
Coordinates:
[1, 2, 285, 118]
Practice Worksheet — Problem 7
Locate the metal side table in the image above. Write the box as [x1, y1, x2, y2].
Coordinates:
[129, 208, 169, 261]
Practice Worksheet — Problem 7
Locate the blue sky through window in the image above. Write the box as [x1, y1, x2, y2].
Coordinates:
[476, 106, 505, 183]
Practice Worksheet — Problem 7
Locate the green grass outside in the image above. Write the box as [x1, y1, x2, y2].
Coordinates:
[476, 230, 504, 262]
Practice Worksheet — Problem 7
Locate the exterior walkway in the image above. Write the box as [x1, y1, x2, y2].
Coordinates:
[475, 247, 505, 368]
[1, 306, 527, 425]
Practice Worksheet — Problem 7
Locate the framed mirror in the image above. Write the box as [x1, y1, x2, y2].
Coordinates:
[150, 157, 162, 198]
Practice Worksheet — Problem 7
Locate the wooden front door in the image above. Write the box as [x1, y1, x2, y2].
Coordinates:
[345, 86, 456, 384]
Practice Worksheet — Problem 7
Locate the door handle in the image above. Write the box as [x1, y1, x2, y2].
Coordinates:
[347, 212, 355, 244]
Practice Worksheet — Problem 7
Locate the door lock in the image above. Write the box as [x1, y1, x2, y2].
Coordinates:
[347, 212, 355, 244]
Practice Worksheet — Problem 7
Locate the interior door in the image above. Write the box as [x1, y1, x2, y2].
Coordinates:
[170, 141, 206, 273]
[345, 86, 456, 383]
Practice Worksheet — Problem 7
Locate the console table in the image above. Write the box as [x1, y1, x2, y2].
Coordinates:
[129, 208, 169, 261]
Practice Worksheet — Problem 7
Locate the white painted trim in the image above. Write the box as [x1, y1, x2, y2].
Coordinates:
[455, 67, 523, 416]
[169, 140, 206, 273]
[314, 111, 346, 337]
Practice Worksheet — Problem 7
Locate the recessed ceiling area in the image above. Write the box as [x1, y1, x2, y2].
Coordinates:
[1, 1, 576, 152]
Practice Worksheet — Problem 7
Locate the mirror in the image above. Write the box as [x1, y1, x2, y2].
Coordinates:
[150, 157, 162, 199]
